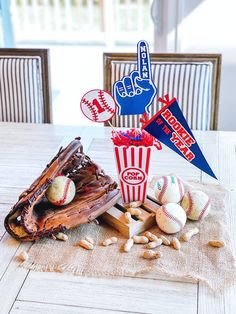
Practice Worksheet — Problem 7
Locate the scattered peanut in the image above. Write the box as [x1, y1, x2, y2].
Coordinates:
[143, 231, 158, 242]
[78, 239, 94, 250]
[124, 212, 132, 224]
[85, 236, 94, 245]
[125, 200, 142, 208]
[124, 238, 134, 252]
[143, 250, 162, 260]
[181, 228, 199, 242]
[102, 237, 118, 246]
[18, 251, 29, 262]
[50, 234, 57, 240]
[127, 207, 142, 216]
[133, 235, 149, 244]
[145, 239, 163, 249]
[56, 232, 68, 241]
[157, 234, 171, 246]
[172, 237, 181, 250]
[208, 240, 225, 248]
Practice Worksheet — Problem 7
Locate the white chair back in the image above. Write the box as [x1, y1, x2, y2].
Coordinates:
[0, 49, 51, 123]
[104, 54, 221, 130]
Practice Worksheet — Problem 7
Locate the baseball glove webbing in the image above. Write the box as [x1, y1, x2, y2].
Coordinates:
[4, 137, 120, 241]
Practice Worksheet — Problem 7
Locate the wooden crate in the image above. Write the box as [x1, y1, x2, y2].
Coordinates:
[102, 197, 160, 238]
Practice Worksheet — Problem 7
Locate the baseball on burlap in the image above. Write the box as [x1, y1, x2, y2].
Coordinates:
[46, 176, 76, 206]
[156, 203, 187, 234]
[154, 175, 185, 205]
[181, 190, 211, 221]
[80, 89, 116, 123]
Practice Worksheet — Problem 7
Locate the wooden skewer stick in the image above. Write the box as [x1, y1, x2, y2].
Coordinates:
[108, 120, 121, 139]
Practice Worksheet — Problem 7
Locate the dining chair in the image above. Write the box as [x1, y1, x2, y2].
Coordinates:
[103, 53, 221, 130]
[0, 48, 52, 123]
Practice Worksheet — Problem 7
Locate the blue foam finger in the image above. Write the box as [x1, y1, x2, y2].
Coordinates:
[114, 81, 126, 97]
[130, 71, 141, 92]
[130, 70, 140, 84]
[137, 40, 151, 80]
[112, 40, 158, 115]
[135, 78, 153, 91]
[123, 76, 135, 96]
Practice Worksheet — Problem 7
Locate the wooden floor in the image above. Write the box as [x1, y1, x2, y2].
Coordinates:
[0, 123, 236, 314]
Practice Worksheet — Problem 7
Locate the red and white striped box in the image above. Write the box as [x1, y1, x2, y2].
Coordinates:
[114, 145, 152, 203]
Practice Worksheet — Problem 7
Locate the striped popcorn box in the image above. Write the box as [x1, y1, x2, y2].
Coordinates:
[114, 145, 152, 203]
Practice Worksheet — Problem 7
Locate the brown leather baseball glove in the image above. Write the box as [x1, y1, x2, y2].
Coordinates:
[4, 137, 120, 241]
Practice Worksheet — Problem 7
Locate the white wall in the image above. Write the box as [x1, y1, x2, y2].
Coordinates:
[176, 0, 236, 131]
[153, 0, 236, 130]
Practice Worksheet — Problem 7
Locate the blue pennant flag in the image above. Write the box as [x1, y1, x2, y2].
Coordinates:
[113, 40, 157, 115]
[143, 95, 217, 179]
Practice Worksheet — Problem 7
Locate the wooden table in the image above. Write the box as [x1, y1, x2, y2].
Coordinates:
[0, 122, 235, 314]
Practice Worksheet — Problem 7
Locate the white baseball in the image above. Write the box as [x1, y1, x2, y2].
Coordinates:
[154, 175, 185, 205]
[46, 176, 76, 206]
[156, 203, 187, 234]
[181, 190, 211, 221]
[80, 89, 116, 122]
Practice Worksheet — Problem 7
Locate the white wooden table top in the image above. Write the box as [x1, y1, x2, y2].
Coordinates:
[0, 122, 236, 314]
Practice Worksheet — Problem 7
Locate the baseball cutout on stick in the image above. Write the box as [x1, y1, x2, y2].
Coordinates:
[154, 175, 185, 205]
[80, 89, 116, 122]
[46, 176, 76, 206]
[181, 190, 211, 221]
[156, 203, 187, 234]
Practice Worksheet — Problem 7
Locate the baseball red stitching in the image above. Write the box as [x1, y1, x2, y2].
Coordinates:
[158, 176, 168, 204]
[198, 198, 210, 221]
[81, 98, 98, 121]
[186, 191, 193, 216]
[162, 205, 184, 230]
[53, 178, 71, 206]
[98, 90, 115, 114]
[177, 177, 184, 199]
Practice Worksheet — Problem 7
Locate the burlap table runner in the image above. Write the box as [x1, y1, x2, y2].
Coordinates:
[22, 181, 236, 293]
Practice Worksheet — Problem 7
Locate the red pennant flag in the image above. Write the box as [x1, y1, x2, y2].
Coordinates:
[143, 95, 217, 179]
